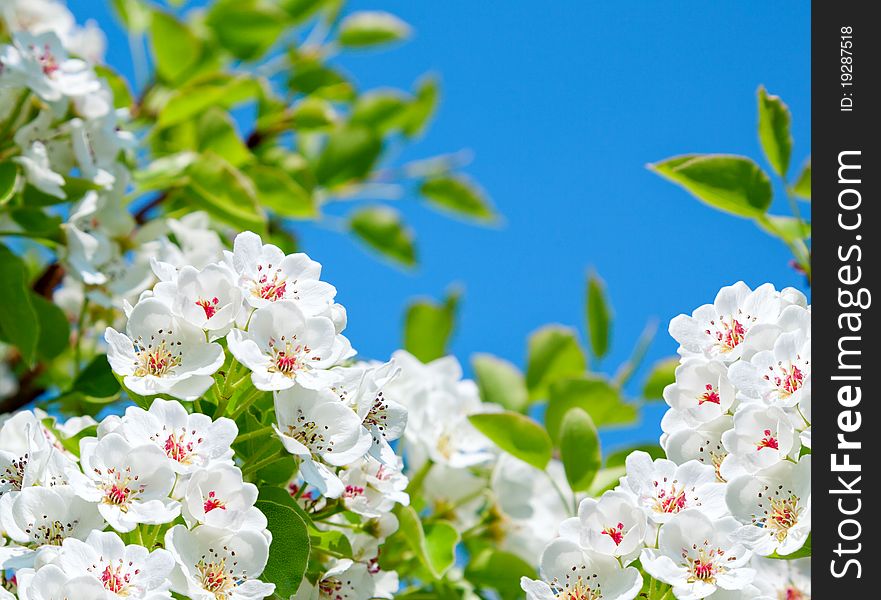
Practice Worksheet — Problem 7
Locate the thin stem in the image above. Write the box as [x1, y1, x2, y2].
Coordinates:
[230, 387, 265, 421]
[242, 449, 288, 477]
[235, 425, 275, 444]
[544, 469, 576, 517]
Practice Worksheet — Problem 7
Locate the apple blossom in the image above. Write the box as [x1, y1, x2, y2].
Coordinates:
[725, 456, 811, 557]
[719, 404, 799, 479]
[165, 524, 274, 600]
[12, 564, 109, 600]
[521, 538, 643, 600]
[227, 300, 351, 391]
[70, 433, 179, 532]
[105, 298, 225, 400]
[640, 510, 754, 600]
[563, 490, 647, 561]
[662, 359, 736, 426]
[181, 464, 266, 532]
[727, 328, 811, 409]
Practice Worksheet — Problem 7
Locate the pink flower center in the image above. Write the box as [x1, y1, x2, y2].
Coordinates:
[101, 564, 136, 593]
[784, 587, 805, 600]
[601, 522, 625, 545]
[684, 547, 727, 585]
[756, 429, 779, 451]
[34, 43, 59, 76]
[767, 495, 801, 541]
[197, 558, 233, 594]
[706, 317, 746, 352]
[196, 297, 220, 319]
[164, 431, 198, 463]
[653, 482, 688, 514]
[252, 264, 287, 301]
[99, 467, 145, 509]
[343, 485, 365, 499]
[698, 383, 721, 405]
[764, 363, 806, 398]
[268, 335, 319, 377]
[204, 491, 226, 513]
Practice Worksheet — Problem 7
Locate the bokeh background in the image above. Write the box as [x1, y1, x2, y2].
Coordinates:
[70, 0, 810, 450]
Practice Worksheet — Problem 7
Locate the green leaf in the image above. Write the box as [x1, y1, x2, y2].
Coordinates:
[73, 355, 121, 399]
[111, 0, 151, 32]
[247, 165, 316, 219]
[309, 529, 354, 559]
[290, 97, 337, 131]
[605, 444, 665, 468]
[206, 0, 289, 61]
[790, 158, 811, 200]
[315, 126, 383, 187]
[133, 152, 198, 193]
[468, 411, 552, 470]
[280, 0, 327, 23]
[768, 534, 811, 560]
[559, 408, 601, 491]
[287, 57, 355, 101]
[424, 522, 460, 578]
[338, 11, 411, 48]
[158, 75, 261, 128]
[255, 500, 310, 597]
[402, 76, 439, 138]
[31, 293, 70, 361]
[586, 466, 626, 496]
[95, 65, 133, 109]
[586, 271, 612, 359]
[0, 245, 39, 365]
[349, 206, 416, 266]
[186, 153, 267, 233]
[10, 207, 62, 240]
[649, 154, 773, 218]
[420, 175, 495, 222]
[757, 86, 793, 178]
[545, 376, 637, 442]
[525, 325, 586, 401]
[404, 291, 459, 363]
[465, 548, 537, 600]
[351, 90, 409, 133]
[472, 353, 528, 412]
[197, 108, 250, 166]
[0, 162, 19, 204]
[257, 486, 314, 527]
[149, 10, 202, 83]
[641, 357, 679, 401]
[397, 506, 458, 579]
[757, 214, 811, 244]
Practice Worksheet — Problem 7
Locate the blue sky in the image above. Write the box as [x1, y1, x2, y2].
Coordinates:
[70, 1, 810, 450]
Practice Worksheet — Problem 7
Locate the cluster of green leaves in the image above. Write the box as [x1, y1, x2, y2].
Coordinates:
[393, 273, 676, 599]
[115, 0, 494, 266]
[650, 86, 811, 280]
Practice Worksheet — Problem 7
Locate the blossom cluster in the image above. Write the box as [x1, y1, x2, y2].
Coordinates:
[388, 351, 572, 564]
[0, 401, 275, 598]
[521, 282, 811, 600]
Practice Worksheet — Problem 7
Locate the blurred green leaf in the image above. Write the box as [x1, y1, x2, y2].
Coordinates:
[315, 125, 383, 187]
[420, 175, 495, 222]
[0, 245, 38, 365]
[349, 206, 416, 266]
[247, 165, 316, 219]
[560, 407, 601, 491]
[525, 325, 586, 401]
[288, 57, 355, 101]
[197, 108, 251, 166]
[186, 153, 266, 232]
[397, 506, 457, 579]
[111, 0, 151, 33]
[280, 0, 327, 22]
[206, 0, 289, 61]
[404, 290, 459, 363]
[351, 90, 409, 133]
[586, 466, 626, 496]
[757, 86, 793, 178]
[586, 271, 612, 359]
[757, 214, 810, 243]
[546, 376, 637, 442]
[790, 158, 811, 200]
[290, 97, 337, 131]
[10, 208, 62, 241]
[338, 11, 411, 48]
[641, 357, 679, 401]
[472, 353, 528, 412]
[465, 548, 537, 600]
[73, 355, 121, 399]
[158, 75, 262, 128]
[605, 444, 665, 468]
[133, 152, 197, 193]
[255, 500, 310, 597]
[649, 154, 773, 218]
[32, 293, 70, 361]
[95, 65, 133, 109]
[149, 10, 202, 83]
[468, 411, 552, 470]
[402, 76, 439, 138]
[0, 162, 18, 205]
[424, 522, 460, 578]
